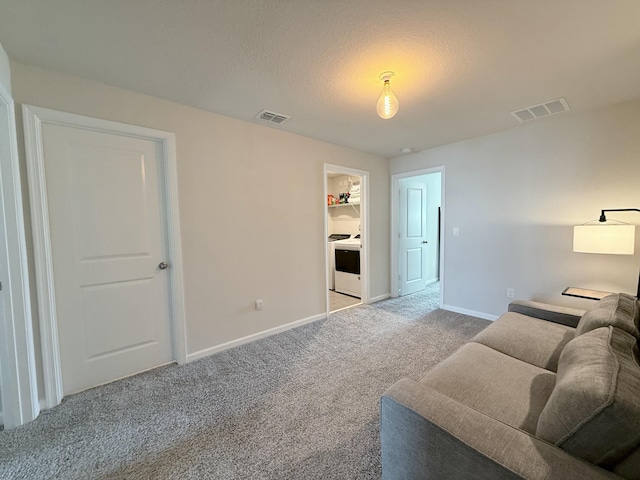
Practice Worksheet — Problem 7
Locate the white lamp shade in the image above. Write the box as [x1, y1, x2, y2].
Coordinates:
[573, 224, 636, 255]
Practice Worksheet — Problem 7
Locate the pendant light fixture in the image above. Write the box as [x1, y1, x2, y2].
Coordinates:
[376, 71, 399, 119]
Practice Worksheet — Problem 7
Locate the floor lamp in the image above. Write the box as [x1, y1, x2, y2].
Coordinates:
[573, 209, 640, 298]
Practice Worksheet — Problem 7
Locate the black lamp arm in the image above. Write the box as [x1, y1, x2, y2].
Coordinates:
[599, 208, 640, 222]
[596, 208, 640, 298]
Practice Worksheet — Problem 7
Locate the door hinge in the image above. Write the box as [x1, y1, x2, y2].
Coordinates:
[0, 281, 3, 291]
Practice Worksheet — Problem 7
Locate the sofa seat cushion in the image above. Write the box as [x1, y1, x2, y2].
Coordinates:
[575, 293, 639, 338]
[536, 326, 640, 470]
[472, 312, 575, 371]
[419, 342, 556, 434]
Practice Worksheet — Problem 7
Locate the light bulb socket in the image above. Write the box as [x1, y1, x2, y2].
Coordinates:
[379, 71, 395, 82]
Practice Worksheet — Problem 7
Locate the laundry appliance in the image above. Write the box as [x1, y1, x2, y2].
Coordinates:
[333, 235, 361, 298]
[328, 234, 351, 290]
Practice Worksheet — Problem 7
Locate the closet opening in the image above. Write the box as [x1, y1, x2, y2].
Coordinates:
[323, 165, 369, 315]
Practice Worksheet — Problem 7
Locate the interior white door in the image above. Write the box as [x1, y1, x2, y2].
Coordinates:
[41, 123, 173, 395]
[399, 180, 427, 296]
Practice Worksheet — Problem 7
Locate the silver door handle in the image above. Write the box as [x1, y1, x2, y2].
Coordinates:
[158, 262, 169, 270]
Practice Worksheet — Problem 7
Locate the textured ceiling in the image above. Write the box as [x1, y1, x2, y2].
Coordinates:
[1, 0, 639, 158]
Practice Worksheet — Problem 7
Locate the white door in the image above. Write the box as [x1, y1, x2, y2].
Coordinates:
[399, 180, 427, 296]
[41, 123, 173, 395]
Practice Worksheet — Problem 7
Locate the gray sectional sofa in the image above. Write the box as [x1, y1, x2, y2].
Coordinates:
[381, 294, 640, 479]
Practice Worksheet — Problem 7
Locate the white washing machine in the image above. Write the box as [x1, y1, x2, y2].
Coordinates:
[333, 236, 361, 298]
[328, 234, 351, 290]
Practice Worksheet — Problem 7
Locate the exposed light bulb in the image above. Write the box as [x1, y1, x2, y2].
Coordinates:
[376, 72, 399, 119]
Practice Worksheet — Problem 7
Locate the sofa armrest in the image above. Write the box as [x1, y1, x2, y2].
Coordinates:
[380, 379, 620, 480]
[508, 300, 585, 328]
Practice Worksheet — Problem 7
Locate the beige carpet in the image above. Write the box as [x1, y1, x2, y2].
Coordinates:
[0, 283, 489, 479]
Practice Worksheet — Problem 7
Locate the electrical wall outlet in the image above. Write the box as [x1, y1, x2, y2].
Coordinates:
[506, 288, 515, 299]
[255, 299, 263, 311]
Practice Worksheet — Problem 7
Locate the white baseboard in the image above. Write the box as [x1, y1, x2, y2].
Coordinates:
[369, 293, 390, 303]
[442, 304, 498, 322]
[186, 312, 326, 363]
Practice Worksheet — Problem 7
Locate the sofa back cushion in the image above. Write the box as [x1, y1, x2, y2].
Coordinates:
[536, 326, 640, 469]
[575, 293, 639, 339]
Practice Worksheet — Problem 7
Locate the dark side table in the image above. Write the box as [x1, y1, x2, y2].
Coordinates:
[562, 287, 612, 301]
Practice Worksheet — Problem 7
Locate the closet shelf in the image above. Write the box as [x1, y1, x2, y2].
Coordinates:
[328, 201, 360, 208]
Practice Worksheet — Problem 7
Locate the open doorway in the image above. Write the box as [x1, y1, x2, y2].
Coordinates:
[391, 167, 444, 306]
[324, 164, 369, 315]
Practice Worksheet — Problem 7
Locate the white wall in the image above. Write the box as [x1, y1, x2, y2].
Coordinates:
[0, 41, 10, 96]
[424, 173, 441, 282]
[391, 100, 640, 317]
[0, 40, 8, 423]
[328, 206, 361, 237]
[327, 175, 353, 199]
[327, 174, 361, 236]
[10, 61, 390, 367]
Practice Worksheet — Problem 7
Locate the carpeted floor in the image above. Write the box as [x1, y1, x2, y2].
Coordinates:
[0, 283, 490, 479]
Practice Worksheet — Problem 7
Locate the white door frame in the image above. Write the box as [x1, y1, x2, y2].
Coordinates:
[23, 105, 188, 410]
[323, 164, 370, 316]
[0, 85, 39, 428]
[391, 166, 445, 306]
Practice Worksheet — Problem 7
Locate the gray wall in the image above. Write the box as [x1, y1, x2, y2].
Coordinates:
[391, 99, 640, 317]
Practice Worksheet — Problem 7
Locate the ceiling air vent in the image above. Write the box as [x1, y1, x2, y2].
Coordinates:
[256, 110, 290, 124]
[511, 98, 570, 123]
